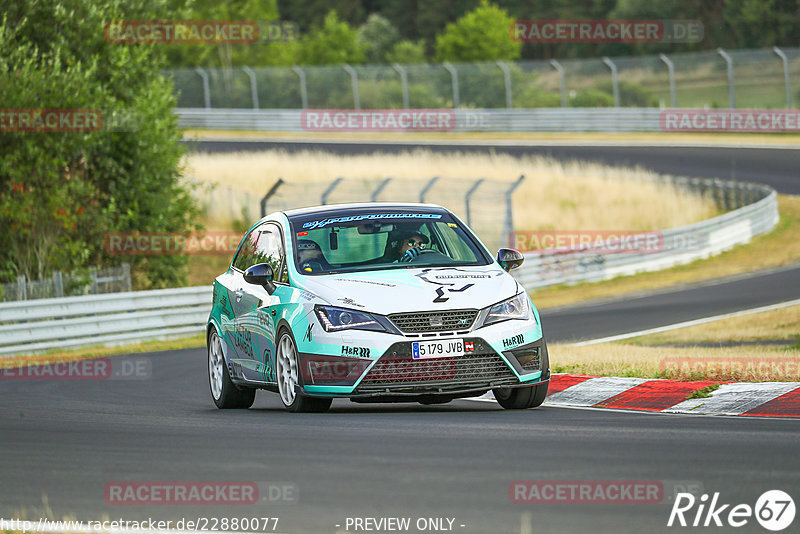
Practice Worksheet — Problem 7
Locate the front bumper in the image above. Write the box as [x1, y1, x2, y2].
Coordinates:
[299, 335, 548, 398]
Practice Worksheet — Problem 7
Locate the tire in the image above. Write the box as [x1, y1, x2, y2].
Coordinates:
[275, 328, 332, 413]
[493, 382, 548, 410]
[208, 327, 256, 409]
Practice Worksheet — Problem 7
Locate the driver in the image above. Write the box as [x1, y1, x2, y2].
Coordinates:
[391, 231, 430, 263]
[297, 239, 331, 272]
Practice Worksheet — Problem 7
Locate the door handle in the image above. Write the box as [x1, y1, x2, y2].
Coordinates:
[234, 289, 243, 302]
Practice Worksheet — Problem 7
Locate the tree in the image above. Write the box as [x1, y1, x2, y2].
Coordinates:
[297, 10, 366, 65]
[435, 1, 522, 62]
[386, 40, 428, 64]
[358, 14, 401, 64]
[0, 0, 198, 288]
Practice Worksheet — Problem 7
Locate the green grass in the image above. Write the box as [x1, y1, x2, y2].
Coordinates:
[686, 383, 721, 400]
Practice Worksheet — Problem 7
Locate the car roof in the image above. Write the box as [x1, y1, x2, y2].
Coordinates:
[281, 202, 449, 218]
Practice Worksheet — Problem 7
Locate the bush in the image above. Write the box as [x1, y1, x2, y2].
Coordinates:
[0, 0, 199, 288]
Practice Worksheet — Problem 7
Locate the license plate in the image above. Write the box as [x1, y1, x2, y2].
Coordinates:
[412, 339, 464, 359]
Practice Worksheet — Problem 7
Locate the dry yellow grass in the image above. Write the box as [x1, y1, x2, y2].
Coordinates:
[629, 304, 800, 345]
[532, 195, 800, 309]
[550, 342, 800, 381]
[184, 149, 717, 232]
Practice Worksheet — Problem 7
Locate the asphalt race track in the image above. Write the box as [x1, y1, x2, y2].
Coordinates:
[1, 352, 798, 534]
[187, 138, 800, 194]
[2, 141, 799, 534]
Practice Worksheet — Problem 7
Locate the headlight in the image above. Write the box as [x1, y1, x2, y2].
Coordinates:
[315, 305, 387, 333]
[482, 293, 533, 326]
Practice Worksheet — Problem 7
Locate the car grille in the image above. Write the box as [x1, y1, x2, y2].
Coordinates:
[388, 309, 479, 334]
[357, 351, 516, 391]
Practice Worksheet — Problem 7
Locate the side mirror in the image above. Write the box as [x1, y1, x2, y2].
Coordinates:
[244, 263, 276, 293]
[497, 248, 524, 272]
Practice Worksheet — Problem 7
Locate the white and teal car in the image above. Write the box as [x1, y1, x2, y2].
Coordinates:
[207, 203, 549, 412]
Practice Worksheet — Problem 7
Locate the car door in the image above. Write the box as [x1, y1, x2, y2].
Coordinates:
[229, 222, 287, 385]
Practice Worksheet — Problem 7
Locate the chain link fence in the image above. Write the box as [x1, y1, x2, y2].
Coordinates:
[192, 177, 526, 254]
[168, 47, 799, 110]
[1, 264, 132, 302]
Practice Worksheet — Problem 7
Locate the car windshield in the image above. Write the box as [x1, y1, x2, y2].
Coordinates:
[288, 210, 491, 274]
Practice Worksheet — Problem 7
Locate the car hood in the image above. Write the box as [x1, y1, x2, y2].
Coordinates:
[296, 264, 520, 314]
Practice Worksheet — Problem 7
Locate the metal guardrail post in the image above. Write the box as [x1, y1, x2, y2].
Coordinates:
[464, 178, 485, 227]
[717, 48, 736, 109]
[549, 60, 567, 107]
[322, 177, 344, 205]
[242, 66, 259, 109]
[343, 65, 360, 109]
[502, 175, 525, 248]
[419, 176, 440, 203]
[773, 47, 792, 109]
[291, 66, 308, 109]
[497, 60, 512, 109]
[659, 53, 677, 108]
[194, 67, 211, 109]
[443, 62, 460, 108]
[602, 57, 620, 108]
[260, 178, 284, 217]
[371, 178, 392, 201]
[393, 64, 409, 108]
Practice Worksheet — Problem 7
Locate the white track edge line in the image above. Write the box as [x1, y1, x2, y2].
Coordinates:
[571, 298, 800, 346]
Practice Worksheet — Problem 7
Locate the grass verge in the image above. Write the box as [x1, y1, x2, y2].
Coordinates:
[0, 334, 205, 369]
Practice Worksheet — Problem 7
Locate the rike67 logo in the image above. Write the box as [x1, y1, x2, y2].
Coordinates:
[668, 490, 795, 531]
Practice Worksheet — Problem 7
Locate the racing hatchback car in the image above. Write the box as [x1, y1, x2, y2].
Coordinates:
[207, 203, 549, 412]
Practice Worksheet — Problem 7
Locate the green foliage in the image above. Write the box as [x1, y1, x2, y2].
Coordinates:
[0, 0, 199, 288]
[434, 1, 522, 62]
[386, 40, 428, 65]
[570, 89, 615, 107]
[594, 80, 657, 107]
[297, 11, 366, 65]
[358, 14, 401, 64]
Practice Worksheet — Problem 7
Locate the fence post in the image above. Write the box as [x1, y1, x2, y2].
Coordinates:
[17, 274, 26, 301]
[443, 62, 460, 108]
[717, 48, 735, 108]
[261, 178, 284, 217]
[194, 67, 211, 109]
[419, 176, 440, 203]
[659, 53, 677, 107]
[602, 57, 620, 107]
[122, 263, 132, 292]
[773, 47, 792, 109]
[371, 177, 393, 201]
[393, 64, 410, 108]
[549, 59, 567, 108]
[502, 175, 525, 248]
[343, 65, 360, 109]
[322, 177, 344, 205]
[496, 60, 512, 109]
[291, 66, 308, 109]
[464, 178, 485, 227]
[242, 66, 259, 109]
[54, 271, 63, 298]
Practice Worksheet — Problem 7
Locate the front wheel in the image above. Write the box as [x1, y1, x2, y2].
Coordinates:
[208, 327, 256, 409]
[493, 382, 548, 410]
[275, 329, 332, 413]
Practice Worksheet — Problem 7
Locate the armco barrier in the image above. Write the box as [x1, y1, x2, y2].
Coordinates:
[512, 176, 778, 290]
[176, 108, 667, 133]
[0, 286, 211, 357]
